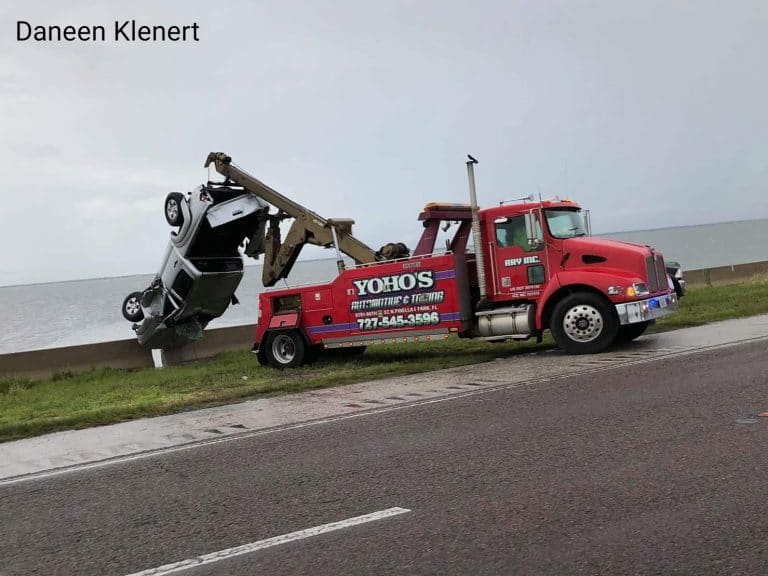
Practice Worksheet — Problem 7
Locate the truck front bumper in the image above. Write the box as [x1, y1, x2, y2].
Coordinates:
[615, 293, 679, 325]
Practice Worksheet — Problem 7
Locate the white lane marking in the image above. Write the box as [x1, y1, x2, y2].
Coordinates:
[123, 507, 410, 576]
[2, 335, 766, 488]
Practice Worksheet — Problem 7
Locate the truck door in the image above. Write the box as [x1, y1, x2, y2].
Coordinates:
[491, 214, 546, 298]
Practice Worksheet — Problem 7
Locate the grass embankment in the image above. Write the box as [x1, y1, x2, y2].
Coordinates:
[2, 277, 768, 442]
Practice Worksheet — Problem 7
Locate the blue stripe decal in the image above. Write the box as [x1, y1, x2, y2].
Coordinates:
[435, 269, 456, 280]
[307, 322, 359, 334]
[440, 312, 462, 322]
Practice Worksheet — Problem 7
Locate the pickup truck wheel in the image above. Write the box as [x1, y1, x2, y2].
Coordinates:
[265, 331, 306, 368]
[122, 292, 144, 322]
[164, 192, 185, 227]
[616, 321, 649, 343]
[551, 292, 618, 354]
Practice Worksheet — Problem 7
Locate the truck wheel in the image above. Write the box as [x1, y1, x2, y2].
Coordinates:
[164, 192, 185, 227]
[265, 331, 306, 368]
[550, 292, 618, 354]
[122, 292, 144, 322]
[616, 321, 649, 343]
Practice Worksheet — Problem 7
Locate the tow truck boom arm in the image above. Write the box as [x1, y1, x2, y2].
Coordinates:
[205, 152, 377, 286]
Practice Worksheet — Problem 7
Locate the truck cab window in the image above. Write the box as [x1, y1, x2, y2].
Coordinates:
[495, 215, 542, 252]
[545, 208, 587, 239]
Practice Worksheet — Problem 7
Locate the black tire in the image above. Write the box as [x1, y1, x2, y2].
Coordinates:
[550, 292, 619, 354]
[256, 345, 269, 366]
[122, 291, 144, 322]
[164, 192, 185, 227]
[616, 321, 649, 343]
[263, 330, 307, 368]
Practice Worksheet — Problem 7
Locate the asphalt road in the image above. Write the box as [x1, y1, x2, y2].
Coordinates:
[2, 340, 768, 575]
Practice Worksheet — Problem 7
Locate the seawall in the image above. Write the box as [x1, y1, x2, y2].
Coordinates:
[0, 324, 257, 381]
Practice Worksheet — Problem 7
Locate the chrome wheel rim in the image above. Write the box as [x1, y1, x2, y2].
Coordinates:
[125, 297, 141, 316]
[166, 199, 179, 222]
[271, 335, 296, 364]
[563, 304, 603, 342]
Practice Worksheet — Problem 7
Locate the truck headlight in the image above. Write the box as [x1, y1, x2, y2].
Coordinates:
[626, 283, 650, 298]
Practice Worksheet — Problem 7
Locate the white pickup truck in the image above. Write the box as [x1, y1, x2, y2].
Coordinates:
[121, 183, 268, 349]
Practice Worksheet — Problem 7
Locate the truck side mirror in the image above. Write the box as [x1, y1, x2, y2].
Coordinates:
[524, 211, 540, 248]
[584, 210, 592, 236]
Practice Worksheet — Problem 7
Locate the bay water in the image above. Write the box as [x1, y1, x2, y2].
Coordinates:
[0, 259, 340, 354]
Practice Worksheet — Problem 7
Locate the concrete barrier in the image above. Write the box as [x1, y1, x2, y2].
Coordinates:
[0, 324, 257, 381]
[685, 260, 768, 286]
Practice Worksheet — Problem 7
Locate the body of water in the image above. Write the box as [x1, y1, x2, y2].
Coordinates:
[0, 259, 340, 354]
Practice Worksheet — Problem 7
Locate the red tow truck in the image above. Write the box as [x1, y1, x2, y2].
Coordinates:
[206, 153, 679, 368]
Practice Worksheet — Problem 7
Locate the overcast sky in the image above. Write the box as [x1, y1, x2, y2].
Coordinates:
[0, 0, 765, 286]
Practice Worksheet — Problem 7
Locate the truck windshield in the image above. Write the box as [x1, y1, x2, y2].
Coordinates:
[544, 208, 587, 239]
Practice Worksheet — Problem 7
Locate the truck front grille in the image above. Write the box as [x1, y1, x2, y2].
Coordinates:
[654, 254, 667, 292]
[646, 256, 659, 292]
[645, 254, 667, 293]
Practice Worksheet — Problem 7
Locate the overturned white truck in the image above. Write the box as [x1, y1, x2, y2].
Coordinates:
[121, 182, 270, 348]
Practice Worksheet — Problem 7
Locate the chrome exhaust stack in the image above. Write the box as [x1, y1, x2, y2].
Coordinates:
[466, 155, 488, 308]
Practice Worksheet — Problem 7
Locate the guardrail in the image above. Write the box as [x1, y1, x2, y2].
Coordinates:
[2, 260, 767, 381]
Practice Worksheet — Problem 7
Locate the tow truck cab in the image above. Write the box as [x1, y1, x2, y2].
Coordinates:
[477, 200, 676, 329]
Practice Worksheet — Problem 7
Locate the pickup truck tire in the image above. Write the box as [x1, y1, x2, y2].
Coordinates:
[616, 321, 649, 343]
[264, 330, 306, 369]
[164, 192, 185, 227]
[122, 292, 144, 322]
[550, 292, 619, 354]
